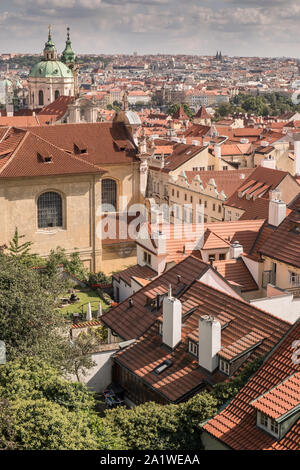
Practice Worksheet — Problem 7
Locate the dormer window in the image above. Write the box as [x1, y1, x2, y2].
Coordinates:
[219, 358, 230, 375]
[257, 412, 280, 438]
[188, 341, 198, 357]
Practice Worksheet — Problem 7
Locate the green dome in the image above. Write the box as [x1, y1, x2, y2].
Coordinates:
[29, 60, 73, 78]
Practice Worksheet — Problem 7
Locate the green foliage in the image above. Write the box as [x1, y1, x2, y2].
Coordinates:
[44, 246, 88, 281]
[103, 393, 217, 450]
[167, 103, 194, 119]
[211, 357, 263, 407]
[0, 253, 66, 363]
[214, 92, 300, 119]
[65, 330, 99, 382]
[0, 357, 124, 450]
[7, 227, 44, 268]
[88, 271, 111, 286]
[8, 227, 33, 257]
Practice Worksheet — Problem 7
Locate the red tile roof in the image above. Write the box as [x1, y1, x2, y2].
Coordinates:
[259, 194, 300, 268]
[225, 167, 292, 220]
[113, 263, 157, 286]
[0, 130, 104, 179]
[38, 96, 74, 121]
[113, 278, 290, 403]
[184, 169, 254, 199]
[27, 122, 138, 166]
[102, 255, 210, 340]
[213, 259, 258, 292]
[195, 106, 211, 119]
[172, 106, 189, 120]
[251, 372, 300, 420]
[203, 320, 300, 450]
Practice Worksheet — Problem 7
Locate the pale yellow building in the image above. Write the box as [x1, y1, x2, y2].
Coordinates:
[0, 117, 146, 274]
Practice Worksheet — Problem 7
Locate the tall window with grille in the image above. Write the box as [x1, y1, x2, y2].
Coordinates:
[101, 179, 117, 212]
[37, 192, 63, 229]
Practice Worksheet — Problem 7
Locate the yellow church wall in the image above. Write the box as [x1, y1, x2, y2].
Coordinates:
[0, 173, 102, 271]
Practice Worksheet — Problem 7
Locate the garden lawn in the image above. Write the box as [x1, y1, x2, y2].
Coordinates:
[60, 289, 108, 317]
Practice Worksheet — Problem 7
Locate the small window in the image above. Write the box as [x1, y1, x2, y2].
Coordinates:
[209, 254, 215, 264]
[204, 201, 207, 208]
[184, 194, 187, 201]
[289, 271, 300, 287]
[172, 189, 174, 197]
[219, 358, 230, 375]
[219, 253, 226, 260]
[144, 251, 151, 265]
[188, 341, 198, 356]
[260, 413, 268, 428]
[218, 205, 222, 213]
[177, 191, 179, 198]
[223, 166, 228, 170]
[213, 203, 216, 211]
[38, 90, 44, 106]
[190, 196, 193, 203]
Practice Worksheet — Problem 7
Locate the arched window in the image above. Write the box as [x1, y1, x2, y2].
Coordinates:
[102, 179, 117, 212]
[55, 90, 60, 100]
[38, 90, 44, 106]
[37, 192, 63, 228]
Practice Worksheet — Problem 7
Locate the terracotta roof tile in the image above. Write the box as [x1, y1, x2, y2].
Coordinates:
[113, 278, 290, 403]
[213, 259, 258, 292]
[0, 131, 104, 178]
[259, 195, 300, 268]
[203, 320, 300, 450]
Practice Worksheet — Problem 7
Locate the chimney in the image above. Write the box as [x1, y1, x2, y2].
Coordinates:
[198, 315, 221, 372]
[268, 190, 286, 227]
[229, 241, 243, 259]
[153, 230, 166, 255]
[214, 144, 221, 159]
[162, 285, 182, 349]
[294, 135, 300, 176]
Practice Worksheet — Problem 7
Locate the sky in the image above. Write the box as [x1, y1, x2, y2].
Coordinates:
[0, 0, 300, 57]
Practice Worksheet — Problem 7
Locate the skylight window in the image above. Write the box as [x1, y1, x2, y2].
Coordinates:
[153, 359, 173, 375]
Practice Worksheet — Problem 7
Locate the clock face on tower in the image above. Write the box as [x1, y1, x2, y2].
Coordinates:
[0, 340, 6, 364]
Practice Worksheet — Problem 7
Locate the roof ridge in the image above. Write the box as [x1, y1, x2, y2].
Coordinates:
[195, 278, 291, 326]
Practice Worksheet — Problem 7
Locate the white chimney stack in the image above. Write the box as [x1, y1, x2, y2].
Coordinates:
[153, 230, 166, 255]
[229, 241, 243, 259]
[162, 285, 182, 349]
[268, 190, 286, 227]
[198, 315, 221, 372]
[294, 136, 300, 175]
[214, 144, 221, 159]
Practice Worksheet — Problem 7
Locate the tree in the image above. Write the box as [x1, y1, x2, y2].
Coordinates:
[7, 227, 44, 268]
[102, 392, 217, 450]
[8, 227, 33, 257]
[0, 357, 125, 450]
[167, 103, 194, 119]
[65, 330, 99, 382]
[0, 253, 66, 363]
